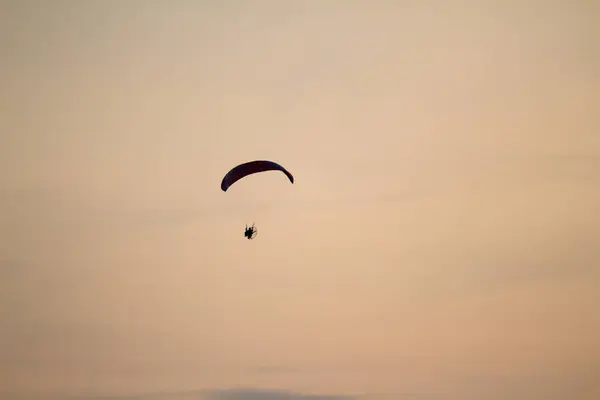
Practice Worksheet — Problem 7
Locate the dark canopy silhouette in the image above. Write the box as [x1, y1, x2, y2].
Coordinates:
[221, 160, 294, 192]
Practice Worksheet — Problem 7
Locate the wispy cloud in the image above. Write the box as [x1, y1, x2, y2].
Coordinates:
[205, 388, 354, 400]
[1, 388, 358, 400]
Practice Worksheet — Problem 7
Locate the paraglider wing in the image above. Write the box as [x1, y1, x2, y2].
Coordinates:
[221, 160, 294, 192]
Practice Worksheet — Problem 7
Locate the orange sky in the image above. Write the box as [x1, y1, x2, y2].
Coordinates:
[1, 1, 599, 399]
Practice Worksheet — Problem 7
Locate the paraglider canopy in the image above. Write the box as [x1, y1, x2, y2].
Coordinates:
[221, 160, 294, 192]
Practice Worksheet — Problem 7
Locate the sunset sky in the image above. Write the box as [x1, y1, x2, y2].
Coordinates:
[1, 1, 599, 399]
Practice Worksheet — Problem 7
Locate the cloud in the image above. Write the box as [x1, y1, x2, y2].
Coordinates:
[205, 388, 355, 400]
[7, 388, 359, 400]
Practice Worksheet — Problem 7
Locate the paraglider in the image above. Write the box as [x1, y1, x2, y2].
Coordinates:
[244, 223, 257, 240]
[221, 160, 294, 240]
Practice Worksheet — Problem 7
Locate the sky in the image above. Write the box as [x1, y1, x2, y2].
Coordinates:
[1, 0, 599, 399]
